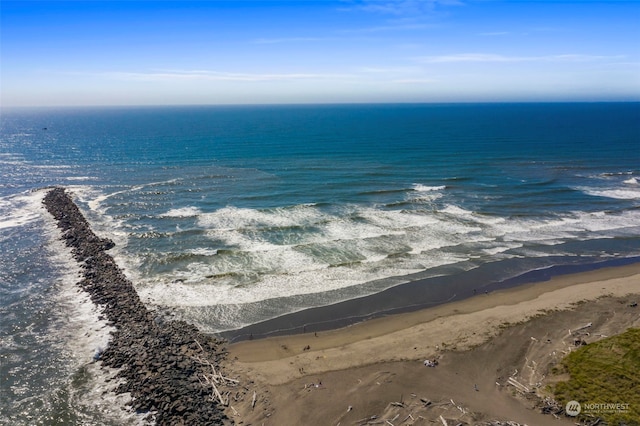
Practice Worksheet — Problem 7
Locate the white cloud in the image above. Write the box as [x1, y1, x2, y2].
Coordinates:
[344, 0, 463, 16]
[252, 37, 331, 44]
[419, 53, 626, 63]
[101, 70, 352, 82]
[393, 78, 437, 84]
[337, 22, 434, 34]
[358, 66, 421, 73]
[478, 31, 509, 36]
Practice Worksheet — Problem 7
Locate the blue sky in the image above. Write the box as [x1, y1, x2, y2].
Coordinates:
[2, 1, 639, 106]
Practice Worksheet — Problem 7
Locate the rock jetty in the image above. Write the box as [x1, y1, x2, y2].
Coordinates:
[43, 187, 232, 425]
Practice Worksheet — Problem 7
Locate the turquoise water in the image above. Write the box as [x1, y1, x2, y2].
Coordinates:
[1, 103, 639, 423]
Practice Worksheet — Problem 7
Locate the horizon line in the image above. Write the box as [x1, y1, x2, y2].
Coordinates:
[3, 99, 640, 110]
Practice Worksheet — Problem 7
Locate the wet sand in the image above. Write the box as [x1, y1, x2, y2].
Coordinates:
[224, 263, 640, 425]
[222, 257, 640, 342]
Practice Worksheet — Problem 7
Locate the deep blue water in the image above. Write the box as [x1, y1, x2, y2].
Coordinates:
[1, 103, 639, 423]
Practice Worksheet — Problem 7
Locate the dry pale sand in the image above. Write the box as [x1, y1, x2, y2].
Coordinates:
[222, 264, 640, 425]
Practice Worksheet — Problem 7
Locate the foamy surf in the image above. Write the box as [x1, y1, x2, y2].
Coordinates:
[67, 179, 640, 325]
[0, 191, 45, 230]
[127, 196, 640, 332]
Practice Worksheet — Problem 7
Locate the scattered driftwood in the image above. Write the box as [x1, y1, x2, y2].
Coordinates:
[539, 396, 563, 415]
[420, 397, 432, 407]
[506, 377, 530, 393]
[569, 322, 592, 335]
[402, 413, 415, 422]
[191, 339, 239, 406]
[349, 394, 524, 425]
[356, 415, 379, 425]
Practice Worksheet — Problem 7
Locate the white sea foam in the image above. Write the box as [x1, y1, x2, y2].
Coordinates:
[81, 186, 640, 332]
[188, 247, 219, 256]
[201, 204, 478, 270]
[80, 185, 143, 211]
[0, 191, 45, 230]
[75, 180, 164, 212]
[440, 204, 473, 217]
[139, 249, 471, 333]
[624, 177, 639, 185]
[69, 185, 130, 244]
[41, 196, 110, 360]
[586, 189, 640, 200]
[137, 201, 503, 309]
[482, 243, 523, 256]
[577, 184, 640, 200]
[66, 176, 96, 181]
[405, 183, 446, 203]
[412, 183, 446, 192]
[138, 254, 435, 308]
[140, 201, 639, 309]
[574, 210, 640, 233]
[198, 204, 326, 231]
[359, 207, 439, 229]
[161, 206, 202, 218]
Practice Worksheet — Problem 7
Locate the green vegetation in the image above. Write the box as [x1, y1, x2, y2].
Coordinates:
[554, 328, 640, 425]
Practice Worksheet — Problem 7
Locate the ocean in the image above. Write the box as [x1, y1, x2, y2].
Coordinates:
[1, 103, 639, 424]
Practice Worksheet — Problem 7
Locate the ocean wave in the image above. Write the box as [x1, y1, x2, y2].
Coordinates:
[601, 171, 634, 177]
[132, 201, 640, 307]
[623, 177, 638, 185]
[0, 191, 45, 230]
[482, 243, 523, 255]
[580, 187, 640, 200]
[161, 206, 203, 218]
[197, 204, 331, 232]
[440, 204, 473, 216]
[65, 176, 96, 181]
[412, 183, 447, 192]
[188, 247, 219, 256]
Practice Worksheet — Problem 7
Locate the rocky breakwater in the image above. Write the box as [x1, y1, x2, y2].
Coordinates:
[43, 187, 234, 425]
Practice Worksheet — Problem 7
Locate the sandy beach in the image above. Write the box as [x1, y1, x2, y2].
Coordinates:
[224, 263, 640, 425]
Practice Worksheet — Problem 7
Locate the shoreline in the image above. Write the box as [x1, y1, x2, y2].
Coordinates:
[221, 255, 640, 342]
[228, 261, 640, 367]
[225, 262, 640, 425]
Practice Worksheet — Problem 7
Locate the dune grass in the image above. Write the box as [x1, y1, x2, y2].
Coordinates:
[554, 328, 640, 425]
